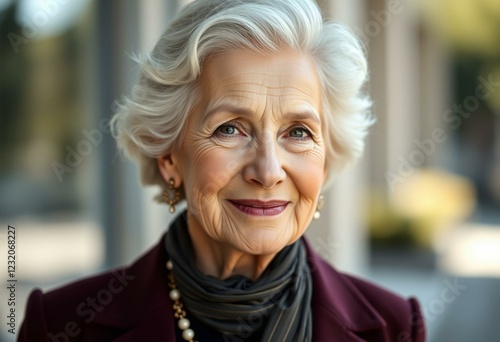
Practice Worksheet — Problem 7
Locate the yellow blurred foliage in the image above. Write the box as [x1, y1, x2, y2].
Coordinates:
[367, 169, 476, 248]
[392, 168, 476, 246]
[419, 0, 500, 56]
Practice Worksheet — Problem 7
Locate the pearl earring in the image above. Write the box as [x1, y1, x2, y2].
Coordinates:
[313, 195, 325, 220]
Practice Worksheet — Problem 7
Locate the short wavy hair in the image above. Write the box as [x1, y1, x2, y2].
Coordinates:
[111, 0, 373, 196]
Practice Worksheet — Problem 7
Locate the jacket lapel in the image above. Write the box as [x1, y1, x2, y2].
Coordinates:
[87, 234, 177, 341]
[106, 306, 174, 342]
[303, 239, 387, 341]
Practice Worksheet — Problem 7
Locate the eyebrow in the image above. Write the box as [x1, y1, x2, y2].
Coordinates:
[203, 103, 254, 122]
[203, 102, 321, 125]
[283, 111, 321, 125]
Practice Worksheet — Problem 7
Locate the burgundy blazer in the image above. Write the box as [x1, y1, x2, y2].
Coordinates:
[19, 235, 426, 341]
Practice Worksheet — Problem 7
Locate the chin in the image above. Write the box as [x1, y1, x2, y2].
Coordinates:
[237, 229, 293, 255]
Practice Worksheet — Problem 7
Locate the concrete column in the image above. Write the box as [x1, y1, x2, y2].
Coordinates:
[384, 0, 421, 191]
[366, 0, 388, 187]
[95, 0, 143, 267]
[137, 0, 181, 253]
[420, 31, 452, 168]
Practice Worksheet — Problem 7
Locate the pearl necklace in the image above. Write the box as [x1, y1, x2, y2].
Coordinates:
[166, 260, 198, 342]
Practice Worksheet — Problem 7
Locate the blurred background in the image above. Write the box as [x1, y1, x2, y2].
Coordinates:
[1, 0, 499, 340]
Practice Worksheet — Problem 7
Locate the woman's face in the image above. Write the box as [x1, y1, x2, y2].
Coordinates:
[163, 48, 326, 255]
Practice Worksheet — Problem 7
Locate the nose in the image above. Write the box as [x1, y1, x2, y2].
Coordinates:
[243, 136, 286, 189]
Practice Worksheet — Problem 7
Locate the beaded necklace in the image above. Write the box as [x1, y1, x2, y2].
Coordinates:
[166, 260, 198, 342]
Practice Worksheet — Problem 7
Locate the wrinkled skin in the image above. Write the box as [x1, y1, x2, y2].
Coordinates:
[158, 48, 326, 280]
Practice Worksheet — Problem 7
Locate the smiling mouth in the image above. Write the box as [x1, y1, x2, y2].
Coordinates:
[228, 199, 289, 216]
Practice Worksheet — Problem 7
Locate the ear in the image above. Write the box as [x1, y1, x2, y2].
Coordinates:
[157, 154, 183, 188]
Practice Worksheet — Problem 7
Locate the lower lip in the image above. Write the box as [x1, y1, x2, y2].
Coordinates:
[228, 201, 289, 216]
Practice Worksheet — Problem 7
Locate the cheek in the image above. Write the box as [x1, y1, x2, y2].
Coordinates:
[288, 149, 325, 198]
[184, 143, 241, 204]
[184, 147, 243, 235]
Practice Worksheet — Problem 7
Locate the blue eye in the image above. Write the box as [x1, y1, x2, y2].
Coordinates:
[289, 127, 311, 139]
[216, 124, 241, 136]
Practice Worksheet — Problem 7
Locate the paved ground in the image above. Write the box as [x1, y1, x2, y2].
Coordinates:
[370, 258, 500, 341]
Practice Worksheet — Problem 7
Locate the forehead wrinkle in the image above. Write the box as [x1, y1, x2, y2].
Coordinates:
[202, 61, 322, 122]
[226, 88, 264, 97]
[221, 92, 260, 112]
[206, 91, 320, 122]
[220, 73, 317, 95]
[221, 84, 318, 102]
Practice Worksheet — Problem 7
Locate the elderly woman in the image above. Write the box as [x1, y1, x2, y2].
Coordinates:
[20, 0, 425, 341]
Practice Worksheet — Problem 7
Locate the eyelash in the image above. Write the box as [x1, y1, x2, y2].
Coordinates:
[287, 126, 312, 140]
[215, 123, 246, 137]
[214, 123, 313, 141]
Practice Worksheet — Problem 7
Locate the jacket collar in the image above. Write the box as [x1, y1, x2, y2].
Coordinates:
[91, 235, 174, 332]
[303, 238, 387, 339]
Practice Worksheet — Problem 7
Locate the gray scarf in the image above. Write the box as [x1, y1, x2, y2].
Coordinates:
[164, 211, 313, 341]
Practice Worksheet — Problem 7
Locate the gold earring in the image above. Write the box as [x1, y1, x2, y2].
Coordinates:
[313, 195, 325, 220]
[162, 178, 181, 213]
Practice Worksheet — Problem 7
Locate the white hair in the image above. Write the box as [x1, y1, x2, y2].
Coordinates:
[111, 0, 373, 196]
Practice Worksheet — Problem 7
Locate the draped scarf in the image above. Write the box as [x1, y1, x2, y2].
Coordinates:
[164, 210, 313, 341]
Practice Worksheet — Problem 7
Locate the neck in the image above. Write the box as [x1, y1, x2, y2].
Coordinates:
[187, 214, 277, 281]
